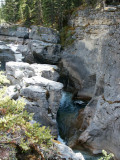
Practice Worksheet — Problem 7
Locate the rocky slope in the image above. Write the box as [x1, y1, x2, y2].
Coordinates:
[0, 24, 88, 159]
[6, 61, 63, 136]
[0, 7, 120, 159]
[0, 25, 63, 136]
[0, 25, 61, 64]
[61, 5, 120, 160]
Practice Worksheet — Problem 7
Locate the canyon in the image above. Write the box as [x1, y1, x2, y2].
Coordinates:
[0, 4, 120, 160]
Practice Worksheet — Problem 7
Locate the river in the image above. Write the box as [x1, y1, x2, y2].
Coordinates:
[57, 91, 102, 160]
[0, 39, 102, 159]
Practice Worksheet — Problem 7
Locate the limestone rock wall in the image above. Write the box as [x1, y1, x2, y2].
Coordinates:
[25, 26, 61, 64]
[62, 6, 120, 160]
[61, 6, 120, 100]
[0, 25, 61, 64]
[6, 62, 63, 136]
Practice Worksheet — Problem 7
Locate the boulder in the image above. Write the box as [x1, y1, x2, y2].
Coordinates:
[6, 62, 63, 136]
[6, 62, 60, 84]
[54, 142, 85, 160]
[23, 76, 63, 91]
[29, 26, 60, 43]
[0, 26, 29, 38]
[27, 40, 61, 64]
[7, 85, 19, 100]
[0, 43, 15, 70]
[31, 63, 59, 81]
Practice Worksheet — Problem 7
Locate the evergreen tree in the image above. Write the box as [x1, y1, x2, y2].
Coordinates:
[1, 0, 101, 29]
[3, 0, 20, 23]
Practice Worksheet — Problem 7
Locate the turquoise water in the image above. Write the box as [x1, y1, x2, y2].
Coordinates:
[57, 91, 101, 160]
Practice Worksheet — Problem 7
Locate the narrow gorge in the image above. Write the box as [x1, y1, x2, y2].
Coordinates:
[0, 3, 120, 160]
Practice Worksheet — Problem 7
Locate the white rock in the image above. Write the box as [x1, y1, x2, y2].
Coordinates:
[54, 142, 85, 160]
[23, 76, 63, 91]
[6, 61, 63, 136]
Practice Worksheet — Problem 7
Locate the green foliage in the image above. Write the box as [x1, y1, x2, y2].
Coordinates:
[0, 0, 86, 29]
[0, 71, 10, 85]
[99, 150, 114, 160]
[2, 0, 117, 29]
[1, 0, 20, 23]
[60, 26, 75, 47]
[0, 73, 52, 152]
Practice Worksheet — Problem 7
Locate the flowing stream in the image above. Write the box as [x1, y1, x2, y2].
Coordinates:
[0, 39, 102, 159]
[57, 91, 101, 160]
[0, 40, 23, 70]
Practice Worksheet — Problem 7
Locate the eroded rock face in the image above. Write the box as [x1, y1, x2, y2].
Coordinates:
[79, 24, 120, 160]
[61, 7, 120, 100]
[0, 26, 29, 38]
[27, 40, 61, 64]
[25, 26, 61, 64]
[62, 7, 120, 160]
[0, 42, 15, 70]
[6, 62, 63, 136]
[29, 26, 60, 43]
[0, 25, 61, 64]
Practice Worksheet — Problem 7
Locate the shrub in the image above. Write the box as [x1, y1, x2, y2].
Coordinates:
[60, 26, 75, 47]
[0, 72, 52, 157]
[99, 150, 114, 160]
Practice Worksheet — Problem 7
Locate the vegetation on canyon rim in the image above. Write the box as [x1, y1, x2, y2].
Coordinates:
[0, 72, 52, 155]
[0, 0, 119, 159]
[0, 0, 119, 29]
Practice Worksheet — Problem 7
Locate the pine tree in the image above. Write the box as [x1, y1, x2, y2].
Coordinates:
[0, 72, 52, 155]
[1, 0, 88, 29]
[3, 0, 20, 23]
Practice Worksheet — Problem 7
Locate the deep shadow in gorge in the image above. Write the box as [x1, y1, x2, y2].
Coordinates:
[56, 91, 102, 160]
[57, 91, 87, 143]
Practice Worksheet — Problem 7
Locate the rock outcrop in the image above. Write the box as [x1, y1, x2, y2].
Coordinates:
[61, 6, 120, 160]
[29, 26, 60, 43]
[27, 39, 61, 64]
[0, 25, 29, 38]
[25, 26, 61, 64]
[53, 141, 85, 160]
[6, 62, 63, 136]
[0, 25, 61, 64]
[0, 42, 15, 70]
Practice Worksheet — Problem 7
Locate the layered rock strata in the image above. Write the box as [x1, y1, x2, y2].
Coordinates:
[6, 62, 63, 136]
[25, 26, 61, 64]
[62, 6, 120, 160]
[0, 25, 61, 64]
[0, 26, 29, 38]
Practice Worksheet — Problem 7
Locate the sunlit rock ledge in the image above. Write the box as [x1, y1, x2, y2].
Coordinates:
[6, 61, 63, 136]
